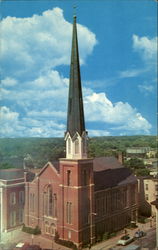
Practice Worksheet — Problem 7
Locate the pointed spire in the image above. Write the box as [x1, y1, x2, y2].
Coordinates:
[66, 15, 85, 137]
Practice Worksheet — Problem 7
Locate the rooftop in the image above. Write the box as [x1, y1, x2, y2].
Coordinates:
[94, 167, 137, 191]
[0, 168, 24, 180]
[93, 156, 122, 172]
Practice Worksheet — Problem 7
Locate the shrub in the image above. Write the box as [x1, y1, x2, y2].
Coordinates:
[127, 222, 138, 229]
[102, 232, 110, 240]
[109, 232, 116, 238]
[34, 226, 41, 235]
[138, 216, 148, 224]
[22, 224, 41, 235]
[96, 234, 103, 242]
[54, 231, 77, 250]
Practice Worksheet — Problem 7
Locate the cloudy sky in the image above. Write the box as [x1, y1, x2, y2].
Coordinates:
[0, 0, 157, 137]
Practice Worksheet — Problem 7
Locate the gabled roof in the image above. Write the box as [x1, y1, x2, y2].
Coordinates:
[37, 161, 60, 178]
[66, 16, 85, 137]
[0, 168, 24, 180]
[94, 167, 137, 191]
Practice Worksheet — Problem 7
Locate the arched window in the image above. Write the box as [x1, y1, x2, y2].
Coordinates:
[48, 186, 53, 216]
[30, 193, 35, 212]
[43, 185, 57, 218]
[68, 138, 71, 154]
[50, 223, 56, 236]
[82, 138, 86, 153]
[66, 202, 72, 224]
[83, 169, 87, 186]
[45, 221, 50, 234]
[75, 139, 79, 154]
[67, 170, 71, 186]
[53, 194, 57, 217]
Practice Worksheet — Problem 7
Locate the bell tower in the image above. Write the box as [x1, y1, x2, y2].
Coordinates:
[58, 15, 95, 248]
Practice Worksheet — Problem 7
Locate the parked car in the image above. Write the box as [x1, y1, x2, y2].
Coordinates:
[15, 243, 41, 250]
[134, 230, 146, 239]
[117, 234, 134, 246]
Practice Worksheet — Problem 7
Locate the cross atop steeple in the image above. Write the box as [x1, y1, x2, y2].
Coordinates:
[65, 15, 88, 159]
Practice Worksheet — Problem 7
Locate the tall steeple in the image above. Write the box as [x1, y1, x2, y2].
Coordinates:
[65, 15, 88, 159]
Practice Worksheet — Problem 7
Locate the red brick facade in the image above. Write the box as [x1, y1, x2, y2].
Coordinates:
[24, 158, 137, 248]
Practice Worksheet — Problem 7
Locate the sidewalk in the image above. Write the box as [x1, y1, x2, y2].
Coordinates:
[0, 229, 70, 250]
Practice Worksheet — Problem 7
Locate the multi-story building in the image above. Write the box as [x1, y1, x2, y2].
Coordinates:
[138, 176, 158, 217]
[0, 169, 25, 241]
[25, 15, 138, 248]
[126, 147, 150, 159]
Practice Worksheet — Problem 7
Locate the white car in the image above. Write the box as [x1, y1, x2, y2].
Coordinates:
[117, 234, 134, 246]
[15, 243, 25, 248]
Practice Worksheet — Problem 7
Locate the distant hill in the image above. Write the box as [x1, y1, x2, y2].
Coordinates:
[0, 136, 156, 169]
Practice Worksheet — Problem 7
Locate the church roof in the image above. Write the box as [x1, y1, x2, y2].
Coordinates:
[94, 167, 137, 191]
[66, 16, 85, 137]
[93, 156, 123, 171]
[0, 168, 24, 180]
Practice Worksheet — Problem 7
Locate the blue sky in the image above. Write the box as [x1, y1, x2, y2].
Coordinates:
[0, 0, 157, 137]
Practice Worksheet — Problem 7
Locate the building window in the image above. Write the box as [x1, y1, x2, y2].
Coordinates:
[67, 170, 71, 186]
[48, 187, 53, 216]
[50, 223, 56, 236]
[145, 184, 148, 191]
[19, 191, 24, 205]
[45, 222, 50, 234]
[30, 193, 35, 212]
[10, 192, 16, 205]
[53, 194, 57, 217]
[68, 138, 71, 154]
[122, 188, 127, 208]
[75, 139, 79, 154]
[155, 184, 158, 191]
[68, 230, 71, 239]
[131, 185, 136, 205]
[145, 194, 149, 200]
[10, 210, 16, 227]
[66, 202, 72, 224]
[83, 169, 87, 186]
[18, 208, 24, 224]
[43, 186, 57, 218]
[82, 138, 86, 153]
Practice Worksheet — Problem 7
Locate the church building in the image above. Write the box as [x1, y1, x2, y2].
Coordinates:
[24, 15, 138, 248]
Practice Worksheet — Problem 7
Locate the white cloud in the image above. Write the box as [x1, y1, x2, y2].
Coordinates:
[133, 34, 157, 62]
[1, 77, 18, 87]
[88, 130, 111, 137]
[119, 68, 146, 78]
[0, 9, 152, 137]
[1, 7, 97, 79]
[85, 92, 151, 133]
[0, 106, 19, 122]
[1, 69, 69, 114]
[0, 106, 65, 138]
[0, 106, 25, 137]
[138, 84, 154, 93]
[119, 35, 157, 79]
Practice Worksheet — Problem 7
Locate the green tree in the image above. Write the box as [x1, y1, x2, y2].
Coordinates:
[124, 158, 144, 169]
[135, 168, 150, 176]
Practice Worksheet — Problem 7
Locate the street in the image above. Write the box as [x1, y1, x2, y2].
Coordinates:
[89, 223, 156, 250]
